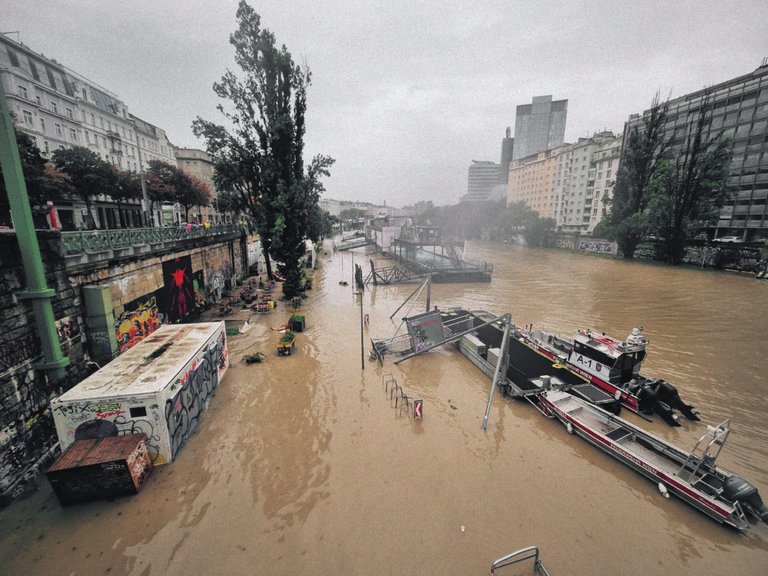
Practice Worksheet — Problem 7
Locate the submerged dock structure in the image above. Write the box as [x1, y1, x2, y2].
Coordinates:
[366, 226, 492, 285]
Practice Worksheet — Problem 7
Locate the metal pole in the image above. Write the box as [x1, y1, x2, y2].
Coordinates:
[0, 81, 69, 380]
[482, 314, 511, 431]
[359, 290, 365, 370]
[425, 274, 431, 312]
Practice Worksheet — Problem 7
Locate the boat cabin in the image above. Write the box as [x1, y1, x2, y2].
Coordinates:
[570, 328, 648, 385]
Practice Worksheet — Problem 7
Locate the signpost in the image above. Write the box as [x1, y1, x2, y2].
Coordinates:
[413, 399, 423, 419]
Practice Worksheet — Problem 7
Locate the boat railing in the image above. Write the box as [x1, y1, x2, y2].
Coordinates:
[490, 545, 551, 575]
[678, 419, 731, 480]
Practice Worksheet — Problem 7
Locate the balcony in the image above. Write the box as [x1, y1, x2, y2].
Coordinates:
[106, 130, 121, 141]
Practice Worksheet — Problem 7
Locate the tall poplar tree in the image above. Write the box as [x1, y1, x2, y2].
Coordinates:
[193, 0, 333, 296]
[647, 101, 731, 264]
[606, 95, 670, 258]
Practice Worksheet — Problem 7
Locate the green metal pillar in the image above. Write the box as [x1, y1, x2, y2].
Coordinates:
[0, 81, 70, 380]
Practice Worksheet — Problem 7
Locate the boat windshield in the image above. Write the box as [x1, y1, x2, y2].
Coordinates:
[612, 351, 646, 383]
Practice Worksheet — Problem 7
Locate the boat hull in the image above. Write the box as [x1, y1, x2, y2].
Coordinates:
[539, 391, 747, 530]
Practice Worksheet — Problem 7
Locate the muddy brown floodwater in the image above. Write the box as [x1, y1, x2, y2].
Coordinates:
[1, 241, 767, 575]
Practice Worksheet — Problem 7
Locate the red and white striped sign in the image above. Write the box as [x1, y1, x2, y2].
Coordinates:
[413, 399, 423, 419]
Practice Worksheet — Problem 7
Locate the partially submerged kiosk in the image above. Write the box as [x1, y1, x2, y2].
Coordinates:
[51, 322, 229, 465]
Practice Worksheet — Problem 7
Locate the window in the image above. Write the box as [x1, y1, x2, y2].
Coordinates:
[18, 85, 28, 99]
[69, 128, 77, 142]
[99, 117, 104, 128]
[90, 113, 95, 124]
[36, 95, 41, 105]
[55, 123, 62, 136]
[22, 109, 33, 125]
[40, 118, 46, 132]
[51, 102, 58, 114]
[66, 108, 73, 119]
[81, 88, 87, 99]
[44, 141, 50, 153]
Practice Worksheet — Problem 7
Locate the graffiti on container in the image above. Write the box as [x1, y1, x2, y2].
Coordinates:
[555, 238, 575, 250]
[164, 339, 226, 460]
[0, 333, 40, 371]
[115, 295, 163, 353]
[64, 406, 163, 462]
[54, 400, 122, 418]
[96, 409, 126, 419]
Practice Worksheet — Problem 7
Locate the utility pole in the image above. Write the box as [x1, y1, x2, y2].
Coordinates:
[0, 81, 69, 380]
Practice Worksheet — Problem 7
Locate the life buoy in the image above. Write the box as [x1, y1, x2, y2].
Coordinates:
[566, 422, 574, 434]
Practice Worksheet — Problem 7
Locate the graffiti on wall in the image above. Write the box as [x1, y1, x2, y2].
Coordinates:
[578, 240, 616, 254]
[162, 256, 195, 323]
[0, 334, 41, 371]
[193, 270, 206, 309]
[164, 334, 228, 460]
[205, 261, 233, 304]
[115, 295, 163, 353]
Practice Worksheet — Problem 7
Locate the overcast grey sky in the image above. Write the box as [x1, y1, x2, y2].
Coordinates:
[4, 0, 767, 207]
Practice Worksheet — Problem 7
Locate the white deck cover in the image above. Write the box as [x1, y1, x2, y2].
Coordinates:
[56, 322, 224, 402]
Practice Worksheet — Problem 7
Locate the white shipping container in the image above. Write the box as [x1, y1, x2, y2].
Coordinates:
[462, 334, 487, 357]
[51, 322, 229, 465]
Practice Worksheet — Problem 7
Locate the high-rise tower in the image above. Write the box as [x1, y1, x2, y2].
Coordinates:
[513, 95, 568, 160]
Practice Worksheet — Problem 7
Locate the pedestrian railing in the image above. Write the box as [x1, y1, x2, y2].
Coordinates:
[490, 546, 550, 575]
[60, 224, 242, 254]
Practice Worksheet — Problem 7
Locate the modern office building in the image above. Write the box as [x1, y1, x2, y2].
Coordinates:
[512, 95, 568, 161]
[498, 127, 515, 185]
[461, 160, 500, 202]
[625, 60, 768, 241]
[0, 32, 179, 229]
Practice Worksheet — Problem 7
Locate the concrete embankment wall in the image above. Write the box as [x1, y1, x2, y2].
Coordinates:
[0, 231, 260, 505]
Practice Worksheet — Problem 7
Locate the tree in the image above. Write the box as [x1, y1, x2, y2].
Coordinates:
[606, 95, 670, 258]
[145, 160, 178, 223]
[52, 146, 113, 229]
[647, 103, 731, 264]
[193, 0, 333, 296]
[0, 131, 71, 227]
[109, 168, 142, 227]
[187, 175, 212, 223]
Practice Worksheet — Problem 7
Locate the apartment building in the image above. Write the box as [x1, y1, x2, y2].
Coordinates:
[507, 148, 560, 218]
[0, 33, 178, 229]
[555, 132, 621, 234]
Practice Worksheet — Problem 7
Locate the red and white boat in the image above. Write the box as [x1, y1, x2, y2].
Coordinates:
[539, 389, 768, 530]
[513, 325, 699, 426]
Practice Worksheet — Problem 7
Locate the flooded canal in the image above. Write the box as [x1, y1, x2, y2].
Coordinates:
[1, 242, 767, 575]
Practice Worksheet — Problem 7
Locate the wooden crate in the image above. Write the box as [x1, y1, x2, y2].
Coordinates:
[46, 434, 153, 506]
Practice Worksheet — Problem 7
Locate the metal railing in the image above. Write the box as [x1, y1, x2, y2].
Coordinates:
[60, 223, 243, 254]
[490, 546, 550, 575]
